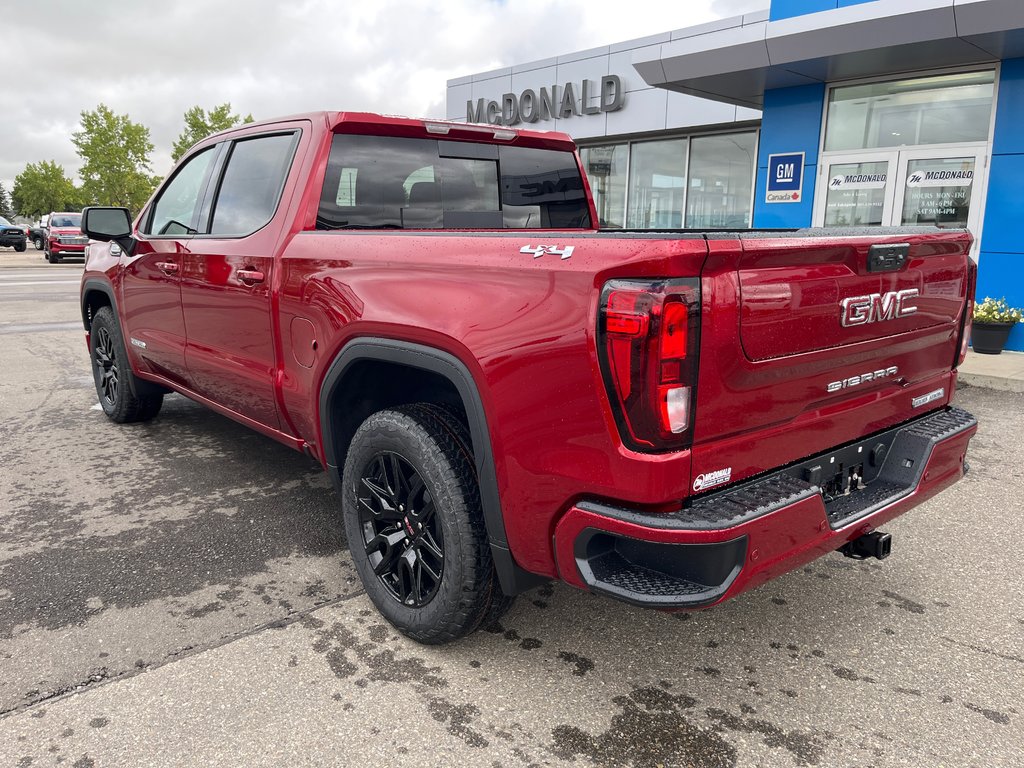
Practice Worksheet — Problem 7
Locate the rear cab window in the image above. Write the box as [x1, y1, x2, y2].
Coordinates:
[317, 134, 591, 230]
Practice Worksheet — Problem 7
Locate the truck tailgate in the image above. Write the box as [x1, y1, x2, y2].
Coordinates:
[691, 229, 971, 489]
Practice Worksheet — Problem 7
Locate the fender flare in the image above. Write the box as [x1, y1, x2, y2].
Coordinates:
[80, 277, 167, 398]
[80, 278, 117, 330]
[318, 337, 546, 595]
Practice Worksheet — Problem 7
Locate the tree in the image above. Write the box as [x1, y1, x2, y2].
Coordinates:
[0, 183, 13, 219]
[171, 103, 254, 162]
[72, 104, 156, 212]
[12, 161, 83, 217]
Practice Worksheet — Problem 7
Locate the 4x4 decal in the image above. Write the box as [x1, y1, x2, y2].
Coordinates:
[520, 244, 574, 260]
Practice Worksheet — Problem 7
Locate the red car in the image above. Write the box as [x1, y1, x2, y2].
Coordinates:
[45, 211, 87, 263]
[78, 112, 977, 643]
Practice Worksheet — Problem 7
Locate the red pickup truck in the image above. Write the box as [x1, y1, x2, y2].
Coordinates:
[45, 211, 88, 263]
[79, 112, 978, 644]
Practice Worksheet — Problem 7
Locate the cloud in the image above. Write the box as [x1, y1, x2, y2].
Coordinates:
[2, 0, 767, 191]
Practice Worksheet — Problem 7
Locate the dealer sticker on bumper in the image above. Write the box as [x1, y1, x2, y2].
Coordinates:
[693, 467, 732, 492]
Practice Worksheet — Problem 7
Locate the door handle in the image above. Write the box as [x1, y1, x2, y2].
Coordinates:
[238, 268, 265, 284]
[155, 261, 179, 274]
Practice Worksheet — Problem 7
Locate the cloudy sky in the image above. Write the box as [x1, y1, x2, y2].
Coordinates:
[3, 0, 765, 195]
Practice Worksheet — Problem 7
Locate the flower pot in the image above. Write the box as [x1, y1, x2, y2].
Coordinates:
[971, 322, 1016, 355]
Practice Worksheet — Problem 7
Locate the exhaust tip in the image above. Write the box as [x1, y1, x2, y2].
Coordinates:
[839, 531, 891, 561]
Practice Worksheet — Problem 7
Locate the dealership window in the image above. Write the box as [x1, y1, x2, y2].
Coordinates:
[687, 133, 757, 228]
[822, 160, 888, 227]
[816, 69, 994, 250]
[579, 131, 757, 230]
[627, 138, 687, 228]
[824, 71, 995, 152]
[580, 144, 627, 228]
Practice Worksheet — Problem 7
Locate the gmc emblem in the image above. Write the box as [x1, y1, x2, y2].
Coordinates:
[840, 289, 919, 328]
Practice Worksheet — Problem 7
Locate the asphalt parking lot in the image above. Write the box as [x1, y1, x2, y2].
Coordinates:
[0, 247, 1022, 767]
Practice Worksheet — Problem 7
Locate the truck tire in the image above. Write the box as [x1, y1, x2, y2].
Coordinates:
[33, 236, 43, 250]
[47, 249, 59, 264]
[342, 404, 502, 644]
[90, 307, 163, 423]
[15, 242, 26, 252]
[408, 403, 515, 629]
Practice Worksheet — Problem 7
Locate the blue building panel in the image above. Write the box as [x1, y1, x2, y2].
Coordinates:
[976, 252, 1024, 309]
[769, 0, 876, 22]
[978, 153, 1024, 255]
[979, 56, 1024, 350]
[975, 251, 1024, 352]
[752, 84, 825, 228]
[990, 57, 1024, 156]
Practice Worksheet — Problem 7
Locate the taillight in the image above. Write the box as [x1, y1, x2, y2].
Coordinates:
[598, 279, 700, 452]
[956, 256, 978, 367]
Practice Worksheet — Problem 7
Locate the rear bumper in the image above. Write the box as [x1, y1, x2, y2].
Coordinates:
[554, 406, 977, 608]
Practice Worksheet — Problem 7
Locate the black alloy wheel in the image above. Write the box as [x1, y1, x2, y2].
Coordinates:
[357, 451, 444, 607]
[93, 325, 120, 408]
[88, 306, 163, 423]
[342, 404, 510, 643]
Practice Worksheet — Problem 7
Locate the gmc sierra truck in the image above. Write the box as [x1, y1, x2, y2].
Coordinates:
[79, 112, 978, 644]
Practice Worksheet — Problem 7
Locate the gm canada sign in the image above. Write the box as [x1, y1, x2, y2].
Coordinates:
[766, 152, 805, 204]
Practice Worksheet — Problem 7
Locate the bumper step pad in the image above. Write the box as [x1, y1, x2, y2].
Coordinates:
[571, 407, 975, 607]
[687, 406, 976, 531]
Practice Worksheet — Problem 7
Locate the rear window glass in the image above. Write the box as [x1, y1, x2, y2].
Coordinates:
[317, 134, 590, 230]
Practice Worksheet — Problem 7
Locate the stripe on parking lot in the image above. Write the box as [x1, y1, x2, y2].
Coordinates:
[0, 280, 81, 286]
[0, 321, 82, 334]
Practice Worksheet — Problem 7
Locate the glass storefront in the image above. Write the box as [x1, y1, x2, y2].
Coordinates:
[816, 69, 995, 252]
[823, 160, 889, 227]
[580, 144, 628, 229]
[687, 133, 757, 228]
[824, 71, 995, 152]
[627, 139, 688, 228]
[580, 130, 758, 229]
[900, 156, 976, 228]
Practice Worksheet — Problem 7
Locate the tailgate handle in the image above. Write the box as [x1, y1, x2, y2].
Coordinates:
[868, 243, 909, 273]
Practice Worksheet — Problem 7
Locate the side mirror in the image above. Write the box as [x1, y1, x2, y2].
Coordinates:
[81, 207, 132, 241]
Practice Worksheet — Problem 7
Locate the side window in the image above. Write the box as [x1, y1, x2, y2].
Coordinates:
[144, 147, 216, 236]
[210, 133, 298, 236]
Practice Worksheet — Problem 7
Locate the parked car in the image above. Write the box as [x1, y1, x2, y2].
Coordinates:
[28, 217, 47, 250]
[79, 112, 978, 644]
[44, 212, 86, 263]
[0, 215, 28, 251]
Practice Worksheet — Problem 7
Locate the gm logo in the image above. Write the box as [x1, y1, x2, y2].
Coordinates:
[776, 162, 796, 182]
[840, 289, 919, 327]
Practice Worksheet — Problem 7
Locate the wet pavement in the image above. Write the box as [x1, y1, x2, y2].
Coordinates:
[1, 251, 1022, 767]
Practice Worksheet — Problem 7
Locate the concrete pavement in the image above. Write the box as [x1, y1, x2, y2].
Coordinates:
[959, 350, 1024, 393]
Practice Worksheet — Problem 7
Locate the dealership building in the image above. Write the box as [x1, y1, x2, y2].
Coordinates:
[447, 0, 1024, 350]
